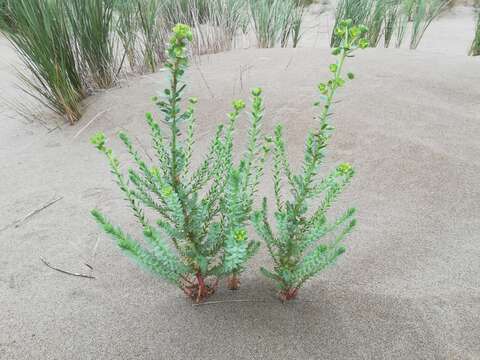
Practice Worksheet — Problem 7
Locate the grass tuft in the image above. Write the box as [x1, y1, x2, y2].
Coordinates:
[249, 0, 305, 48]
[469, 11, 480, 56]
[67, 0, 119, 88]
[408, 0, 452, 49]
[331, 0, 451, 49]
[1, 0, 85, 123]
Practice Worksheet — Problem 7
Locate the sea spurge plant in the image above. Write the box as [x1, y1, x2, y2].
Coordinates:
[91, 24, 267, 302]
[252, 20, 367, 301]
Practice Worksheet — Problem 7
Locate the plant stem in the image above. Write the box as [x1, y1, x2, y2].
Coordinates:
[196, 272, 206, 303]
[170, 57, 180, 186]
[227, 273, 240, 290]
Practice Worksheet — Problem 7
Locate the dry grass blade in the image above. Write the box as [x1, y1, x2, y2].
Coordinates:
[0, 195, 63, 233]
[40, 257, 96, 279]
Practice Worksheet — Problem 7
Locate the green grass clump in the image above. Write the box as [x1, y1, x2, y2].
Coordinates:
[469, 11, 480, 56]
[2, 0, 123, 123]
[0, 0, 10, 29]
[331, 0, 451, 49]
[136, 0, 166, 72]
[113, 0, 168, 73]
[162, 0, 248, 55]
[67, 0, 119, 88]
[408, 0, 451, 49]
[1, 0, 85, 123]
[249, 0, 305, 48]
[115, 0, 140, 72]
[0, 0, 310, 123]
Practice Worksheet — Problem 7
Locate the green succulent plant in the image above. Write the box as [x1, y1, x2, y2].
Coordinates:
[252, 20, 368, 301]
[91, 24, 267, 302]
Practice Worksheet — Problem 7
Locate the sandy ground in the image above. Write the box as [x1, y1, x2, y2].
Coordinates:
[1, 6, 480, 360]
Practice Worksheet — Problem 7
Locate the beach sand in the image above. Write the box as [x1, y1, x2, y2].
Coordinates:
[1, 7, 479, 360]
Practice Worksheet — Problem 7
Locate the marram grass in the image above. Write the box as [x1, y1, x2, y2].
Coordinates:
[249, 0, 305, 48]
[67, 0, 119, 88]
[2, 0, 120, 123]
[331, 0, 451, 49]
[1, 0, 85, 123]
[470, 11, 480, 56]
[1, 0, 317, 123]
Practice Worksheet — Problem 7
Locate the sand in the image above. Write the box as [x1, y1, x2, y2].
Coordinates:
[1, 7, 480, 360]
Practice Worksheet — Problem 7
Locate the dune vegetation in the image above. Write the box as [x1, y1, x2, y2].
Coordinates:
[1, 0, 472, 124]
[1, 0, 85, 123]
[470, 10, 480, 56]
[331, 0, 452, 49]
[1, 0, 480, 357]
[0, 0, 310, 122]
[90, 21, 368, 302]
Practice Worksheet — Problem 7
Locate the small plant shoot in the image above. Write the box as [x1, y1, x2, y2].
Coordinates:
[252, 20, 368, 301]
[91, 24, 267, 302]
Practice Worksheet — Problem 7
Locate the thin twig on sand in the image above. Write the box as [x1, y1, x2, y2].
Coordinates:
[192, 299, 276, 307]
[133, 135, 153, 161]
[47, 126, 60, 134]
[284, 55, 294, 70]
[40, 257, 95, 279]
[192, 298, 315, 306]
[84, 235, 101, 271]
[193, 63, 215, 99]
[72, 108, 110, 140]
[0, 195, 63, 233]
[239, 64, 253, 92]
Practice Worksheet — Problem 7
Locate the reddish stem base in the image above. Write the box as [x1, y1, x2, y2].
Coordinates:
[279, 288, 299, 302]
[182, 273, 218, 303]
[227, 274, 241, 290]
